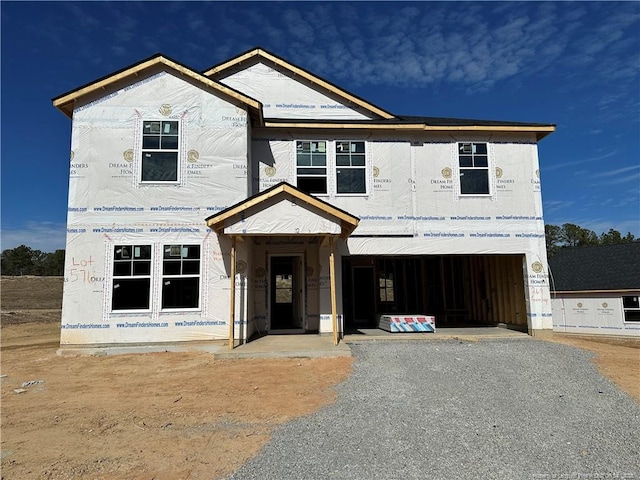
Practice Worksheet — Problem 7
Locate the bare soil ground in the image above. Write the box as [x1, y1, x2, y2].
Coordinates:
[1, 276, 638, 479]
[1, 277, 352, 479]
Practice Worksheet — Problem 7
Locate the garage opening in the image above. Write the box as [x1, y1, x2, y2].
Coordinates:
[342, 255, 527, 332]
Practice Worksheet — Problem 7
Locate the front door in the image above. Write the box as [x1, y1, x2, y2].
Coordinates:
[270, 255, 303, 331]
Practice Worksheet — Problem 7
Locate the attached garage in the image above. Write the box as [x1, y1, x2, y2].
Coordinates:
[342, 254, 528, 332]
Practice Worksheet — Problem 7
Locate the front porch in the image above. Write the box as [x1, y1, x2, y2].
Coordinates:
[205, 182, 360, 349]
[213, 326, 529, 359]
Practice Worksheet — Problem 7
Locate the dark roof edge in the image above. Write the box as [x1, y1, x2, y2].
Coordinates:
[53, 53, 178, 102]
[396, 115, 555, 128]
[262, 116, 555, 128]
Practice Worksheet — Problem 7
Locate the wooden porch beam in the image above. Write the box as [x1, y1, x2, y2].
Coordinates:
[229, 236, 237, 350]
[329, 237, 338, 346]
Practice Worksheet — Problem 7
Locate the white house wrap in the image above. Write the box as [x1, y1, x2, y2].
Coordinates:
[54, 48, 556, 347]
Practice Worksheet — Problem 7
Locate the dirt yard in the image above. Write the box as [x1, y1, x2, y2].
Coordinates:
[1, 277, 352, 479]
[1, 276, 638, 479]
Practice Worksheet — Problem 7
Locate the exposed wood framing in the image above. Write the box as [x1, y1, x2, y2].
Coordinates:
[467, 255, 528, 326]
[263, 121, 556, 140]
[229, 236, 237, 350]
[497, 257, 505, 322]
[503, 257, 512, 322]
[511, 259, 521, 324]
[206, 183, 359, 236]
[53, 56, 263, 122]
[490, 257, 499, 321]
[329, 237, 338, 346]
[502, 257, 512, 323]
[469, 257, 484, 321]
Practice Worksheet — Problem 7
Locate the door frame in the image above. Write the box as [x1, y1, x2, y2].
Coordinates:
[268, 253, 305, 333]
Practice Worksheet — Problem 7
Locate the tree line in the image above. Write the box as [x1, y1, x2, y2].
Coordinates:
[545, 223, 637, 258]
[1, 224, 637, 275]
[1, 245, 65, 276]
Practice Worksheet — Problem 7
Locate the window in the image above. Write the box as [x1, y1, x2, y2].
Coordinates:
[623, 296, 640, 322]
[141, 120, 179, 182]
[295, 140, 368, 195]
[458, 142, 489, 195]
[162, 244, 201, 309]
[379, 273, 395, 303]
[296, 141, 327, 194]
[336, 141, 366, 194]
[112, 245, 152, 310]
[274, 273, 293, 303]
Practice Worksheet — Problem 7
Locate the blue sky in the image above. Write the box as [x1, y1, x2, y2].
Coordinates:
[1, 1, 639, 252]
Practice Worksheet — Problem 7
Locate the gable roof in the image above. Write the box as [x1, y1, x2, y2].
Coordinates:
[205, 182, 359, 237]
[52, 53, 263, 122]
[549, 242, 640, 292]
[53, 48, 555, 141]
[202, 47, 395, 121]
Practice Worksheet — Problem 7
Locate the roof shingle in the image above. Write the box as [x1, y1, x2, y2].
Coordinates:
[549, 242, 640, 291]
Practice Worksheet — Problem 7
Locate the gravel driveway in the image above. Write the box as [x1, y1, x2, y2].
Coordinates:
[225, 339, 640, 480]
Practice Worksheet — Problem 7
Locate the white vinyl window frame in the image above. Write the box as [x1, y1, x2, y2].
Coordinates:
[335, 140, 368, 196]
[139, 119, 182, 184]
[457, 142, 491, 196]
[292, 139, 370, 197]
[110, 244, 153, 313]
[622, 295, 640, 322]
[160, 244, 202, 312]
[295, 140, 328, 195]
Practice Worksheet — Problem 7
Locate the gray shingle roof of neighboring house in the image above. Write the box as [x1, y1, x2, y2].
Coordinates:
[549, 242, 640, 292]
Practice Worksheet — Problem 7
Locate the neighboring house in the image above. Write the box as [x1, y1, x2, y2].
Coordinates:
[53, 47, 555, 348]
[550, 243, 640, 336]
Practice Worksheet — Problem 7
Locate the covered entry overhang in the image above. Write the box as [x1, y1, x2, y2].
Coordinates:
[205, 182, 359, 348]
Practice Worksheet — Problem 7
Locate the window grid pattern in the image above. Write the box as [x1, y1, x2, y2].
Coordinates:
[623, 295, 640, 322]
[458, 142, 490, 195]
[141, 120, 179, 183]
[296, 141, 327, 195]
[335, 141, 366, 194]
[161, 244, 201, 310]
[111, 245, 152, 311]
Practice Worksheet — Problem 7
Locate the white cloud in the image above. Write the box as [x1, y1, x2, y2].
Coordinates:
[581, 218, 640, 237]
[596, 171, 640, 186]
[591, 165, 640, 178]
[1, 222, 67, 253]
[544, 149, 619, 172]
[543, 200, 575, 214]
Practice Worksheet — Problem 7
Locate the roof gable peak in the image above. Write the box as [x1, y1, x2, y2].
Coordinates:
[52, 53, 263, 121]
[203, 47, 395, 120]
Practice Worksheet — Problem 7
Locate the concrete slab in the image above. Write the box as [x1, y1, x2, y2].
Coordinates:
[57, 340, 225, 357]
[344, 326, 530, 343]
[56, 327, 532, 359]
[213, 335, 352, 359]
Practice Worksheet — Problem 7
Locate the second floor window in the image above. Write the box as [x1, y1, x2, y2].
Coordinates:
[458, 142, 489, 195]
[296, 141, 327, 194]
[141, 120, 179, 182]
[336, 141, 366, 194]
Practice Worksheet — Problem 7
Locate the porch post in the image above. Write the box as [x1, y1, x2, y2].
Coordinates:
[329, 236, 338, 346]
[229, 236, 236, 350]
